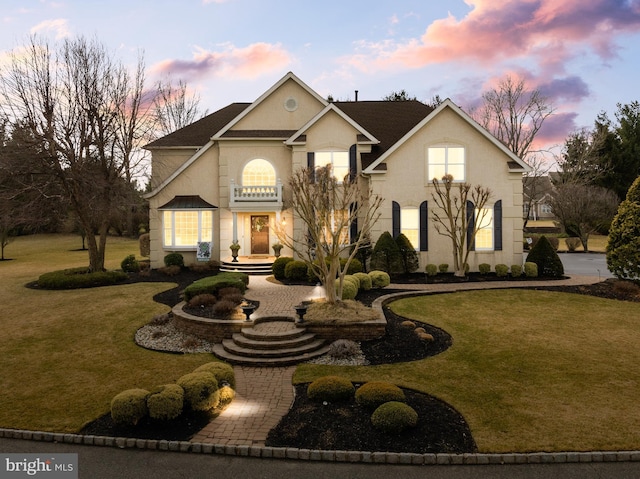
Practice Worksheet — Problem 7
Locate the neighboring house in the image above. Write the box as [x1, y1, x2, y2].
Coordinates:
[144, 72, 530, 271]
[523, 175, 556, 222]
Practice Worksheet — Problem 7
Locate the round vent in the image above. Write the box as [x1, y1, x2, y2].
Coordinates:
[284, 97, 298, 112]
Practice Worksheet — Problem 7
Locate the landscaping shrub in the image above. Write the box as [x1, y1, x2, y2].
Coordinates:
[524, 261, 538, 278]
[401, 320, 416, 329]
[368, 270, 390, 288]
[164, 252, 184, 268]
[425, 264, 438, 276]
[343, 274, 360, 291]
[189, 260, 221, 273]
[565, 237, 581, 252]
[510, 264, 523, 278]
[187, 294, 217, 308]
[336, 279, 358, 300]
[284, 260, 309, 282]
[353, 272, 372, 291]
[438, 264, 449, 273]
[176, 372, 220, 411]
[37, 268, 128, 289]
[395, 233, 419, 274]
[183, 272, 249, 301]
[355, 381, 406, 410]
[526, 235, 564, 278]
[326, 339, 361, 360]
[147, 384, 184, 421]
[547, 236, 560, 251]
[139, 233, 150, 257]
[495, 264, 509, 277]
[212, 299, 238, 318]
[307, 376, 355, 402]
[121, 254, 141, 273]
[371, 401, 418, 434]
[217, 287, 244, 305]
[370, 231, 402, 274]
[272, 257, 294, 281]
[110, 388, 149, 426]
[194, 362, 236, 389]
[607, 176, 640, 281]
[613, 280, 640, 296]
[307, 258, 363, 283]
[479, 263, 491, 275]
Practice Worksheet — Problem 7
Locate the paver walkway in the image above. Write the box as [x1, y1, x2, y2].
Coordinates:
[192, 273, 605, 446]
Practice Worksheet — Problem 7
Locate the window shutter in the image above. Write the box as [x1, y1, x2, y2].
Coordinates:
[307, 152, 315, 182]
[466, 200, 475, 251]
[350, 202, 358, 243]
[392, 201, 401, 238]
[419, 201, 428, 251]
[349, 144, 357, 182]
[494, 200, 503, 251]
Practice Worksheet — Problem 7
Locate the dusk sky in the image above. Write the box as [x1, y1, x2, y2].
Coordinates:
[2, 0, 640, 160]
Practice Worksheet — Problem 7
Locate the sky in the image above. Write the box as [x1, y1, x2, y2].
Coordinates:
[2, 0, 640, 160]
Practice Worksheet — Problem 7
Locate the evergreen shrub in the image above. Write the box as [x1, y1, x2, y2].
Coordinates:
[368, 270, 390, 288]
[479, 263, 491, 275]
[177, 372, 220, 411]
[524, 261, 538, 278]
[495, 264, 509, 277]
[272, 257, 294, 281]
[371, 401, 418, 434]
[355, 381, 406, 410]
[147, 384, 184, 421]
[164, 253, 184, 268]
[510, 264, 523, 278]
[526, 235, 564, 278]
[284, 260, 309, 281]
[307, 376, 355, 402]
[607, 176, 640, 281]
[425, 264, 438, 276]
[111, 389, 149, 426]
[353, 272, 372, 291]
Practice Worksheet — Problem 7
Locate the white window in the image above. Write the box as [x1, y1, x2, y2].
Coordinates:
[163, 210, 213, 249]
[428, 145, 465, 181]
[322, 209, 350, 245]
[242, 158, 276, 186]
[315, 151, 349, 182]
[474, 208, 493, 250]
[401, 208, 419, 250]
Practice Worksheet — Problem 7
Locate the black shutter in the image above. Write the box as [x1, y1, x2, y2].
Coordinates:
[392, 201, 401, 238]
[350, 202, 358, 243]
[466, 200, 475, 251]
[494, 200, 503, 251]
[349, 144, 357, 182]
[307, 152, 315, 182]
[419, 201, 428, 251]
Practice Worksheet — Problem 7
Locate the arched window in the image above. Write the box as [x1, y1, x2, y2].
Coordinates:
[242, 159, 276, 186]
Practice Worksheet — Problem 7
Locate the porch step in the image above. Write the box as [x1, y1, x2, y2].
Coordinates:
[212, 319, 329, 366]
[220, 259, 273, 275]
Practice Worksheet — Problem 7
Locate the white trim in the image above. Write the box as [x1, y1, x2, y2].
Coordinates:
[362, 99, 531, 175]
[212, 72, 328, 140]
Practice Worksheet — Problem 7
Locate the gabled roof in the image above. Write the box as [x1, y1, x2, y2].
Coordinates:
[145, 103, 250, 149]
[213, 72, 328, 140]
[284, 103, 379, 146]
[362, 99, 531, 174]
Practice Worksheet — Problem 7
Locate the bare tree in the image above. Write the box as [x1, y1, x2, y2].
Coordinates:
[153, 77, 207, 137]
[522, 154, 552, 228]
[275, 165, 383, 304]
[431, 175, 492, 277]
[549, 183, 619, 252]
[0, 36, 149, 271]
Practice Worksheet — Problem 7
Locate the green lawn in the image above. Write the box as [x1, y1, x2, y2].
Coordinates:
[295, 289, 640, 453]
[0, 234, 213, 432]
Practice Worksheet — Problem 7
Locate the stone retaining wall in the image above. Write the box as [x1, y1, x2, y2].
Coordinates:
[172, 302, 251, 342]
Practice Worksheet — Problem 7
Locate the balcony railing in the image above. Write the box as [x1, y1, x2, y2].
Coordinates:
[230, 179, 283, 206]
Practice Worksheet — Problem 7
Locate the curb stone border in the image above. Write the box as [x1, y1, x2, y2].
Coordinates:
[2, 428, 640, 465]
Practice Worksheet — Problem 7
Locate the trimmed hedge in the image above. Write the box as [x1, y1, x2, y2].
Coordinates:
[524, 261, 538, 278]
[284, 260, 308, 281]
[194, 362, 236, 389]
[111, 388, 149, 426]
[121, 254, 140, 273]
[425, 264, 438, 276]
[307, 376, 355, 402]
[355, 381, 406, 410]
[37, 268, 128, 289]
[272, 257, 294, 281]
[495, 264, 509, 277]
[164, 252, 184, 267]
[336, 279, 358, 300]
[479, 263, 491, 275]
[369, 270, 390, 288]
[183, 272, 249, 301]
[147, 384, 184, 421]
[177, 372, 220, 411]
[371, 401, 418, 434]
[526, 235, 564, 278]
[353, 272, 372, 291]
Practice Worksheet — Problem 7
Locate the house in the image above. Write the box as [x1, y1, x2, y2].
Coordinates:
[144, 72, 530, 271]
[523, 174, 556, 223]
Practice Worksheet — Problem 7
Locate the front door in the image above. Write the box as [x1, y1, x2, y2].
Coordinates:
[250, 215, 270, 255]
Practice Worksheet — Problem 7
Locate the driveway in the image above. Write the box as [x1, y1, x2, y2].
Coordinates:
[538, 252, 614, 279]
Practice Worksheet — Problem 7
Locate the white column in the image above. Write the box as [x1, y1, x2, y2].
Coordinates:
[232, 212, 238, 243]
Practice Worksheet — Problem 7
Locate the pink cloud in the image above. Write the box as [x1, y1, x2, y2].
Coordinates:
[151, 42, 292, 80]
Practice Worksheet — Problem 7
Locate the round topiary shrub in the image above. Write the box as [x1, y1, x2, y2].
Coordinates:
[284, 260, 309, 282]
[147, 384, 184, 421]
[479, 263, 491, 275]
[111, 388, 149, 426]
[370, 231, 403, 273]
[425, 264, 438, 276]
[272, 257, 294, 281]
[355, 381, 406, 410]
[438, 263, 449, 273]
[164, 252, 184, 268]
[510, 264, 523, 278]
[526, 235, 564, 278]
[371, 401, 418, 434]
[121, 254, 141, 273]
[343, 257, 363, 275]
[336, 279, 358, 300]
[177, 372, 220, 411]
[495, 264, 509, 277]
[353, 272, 372, 291]
[368, 270, 390, 288]
[307, 375, 355, 402]
[344, 274, 360, 291]
[524, 261, 538, 278]
[194, 362, 236, 389]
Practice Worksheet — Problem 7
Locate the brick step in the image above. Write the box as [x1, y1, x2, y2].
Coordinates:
[212, 343, 331, 367]
[220, 260, 273, 275]
[220, 338, 327, 359]
[231, 332, 318, 350]
[241, 325, 306, 342]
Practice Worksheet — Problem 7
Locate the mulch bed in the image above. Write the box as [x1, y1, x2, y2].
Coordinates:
[81, 269, 639, 449]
